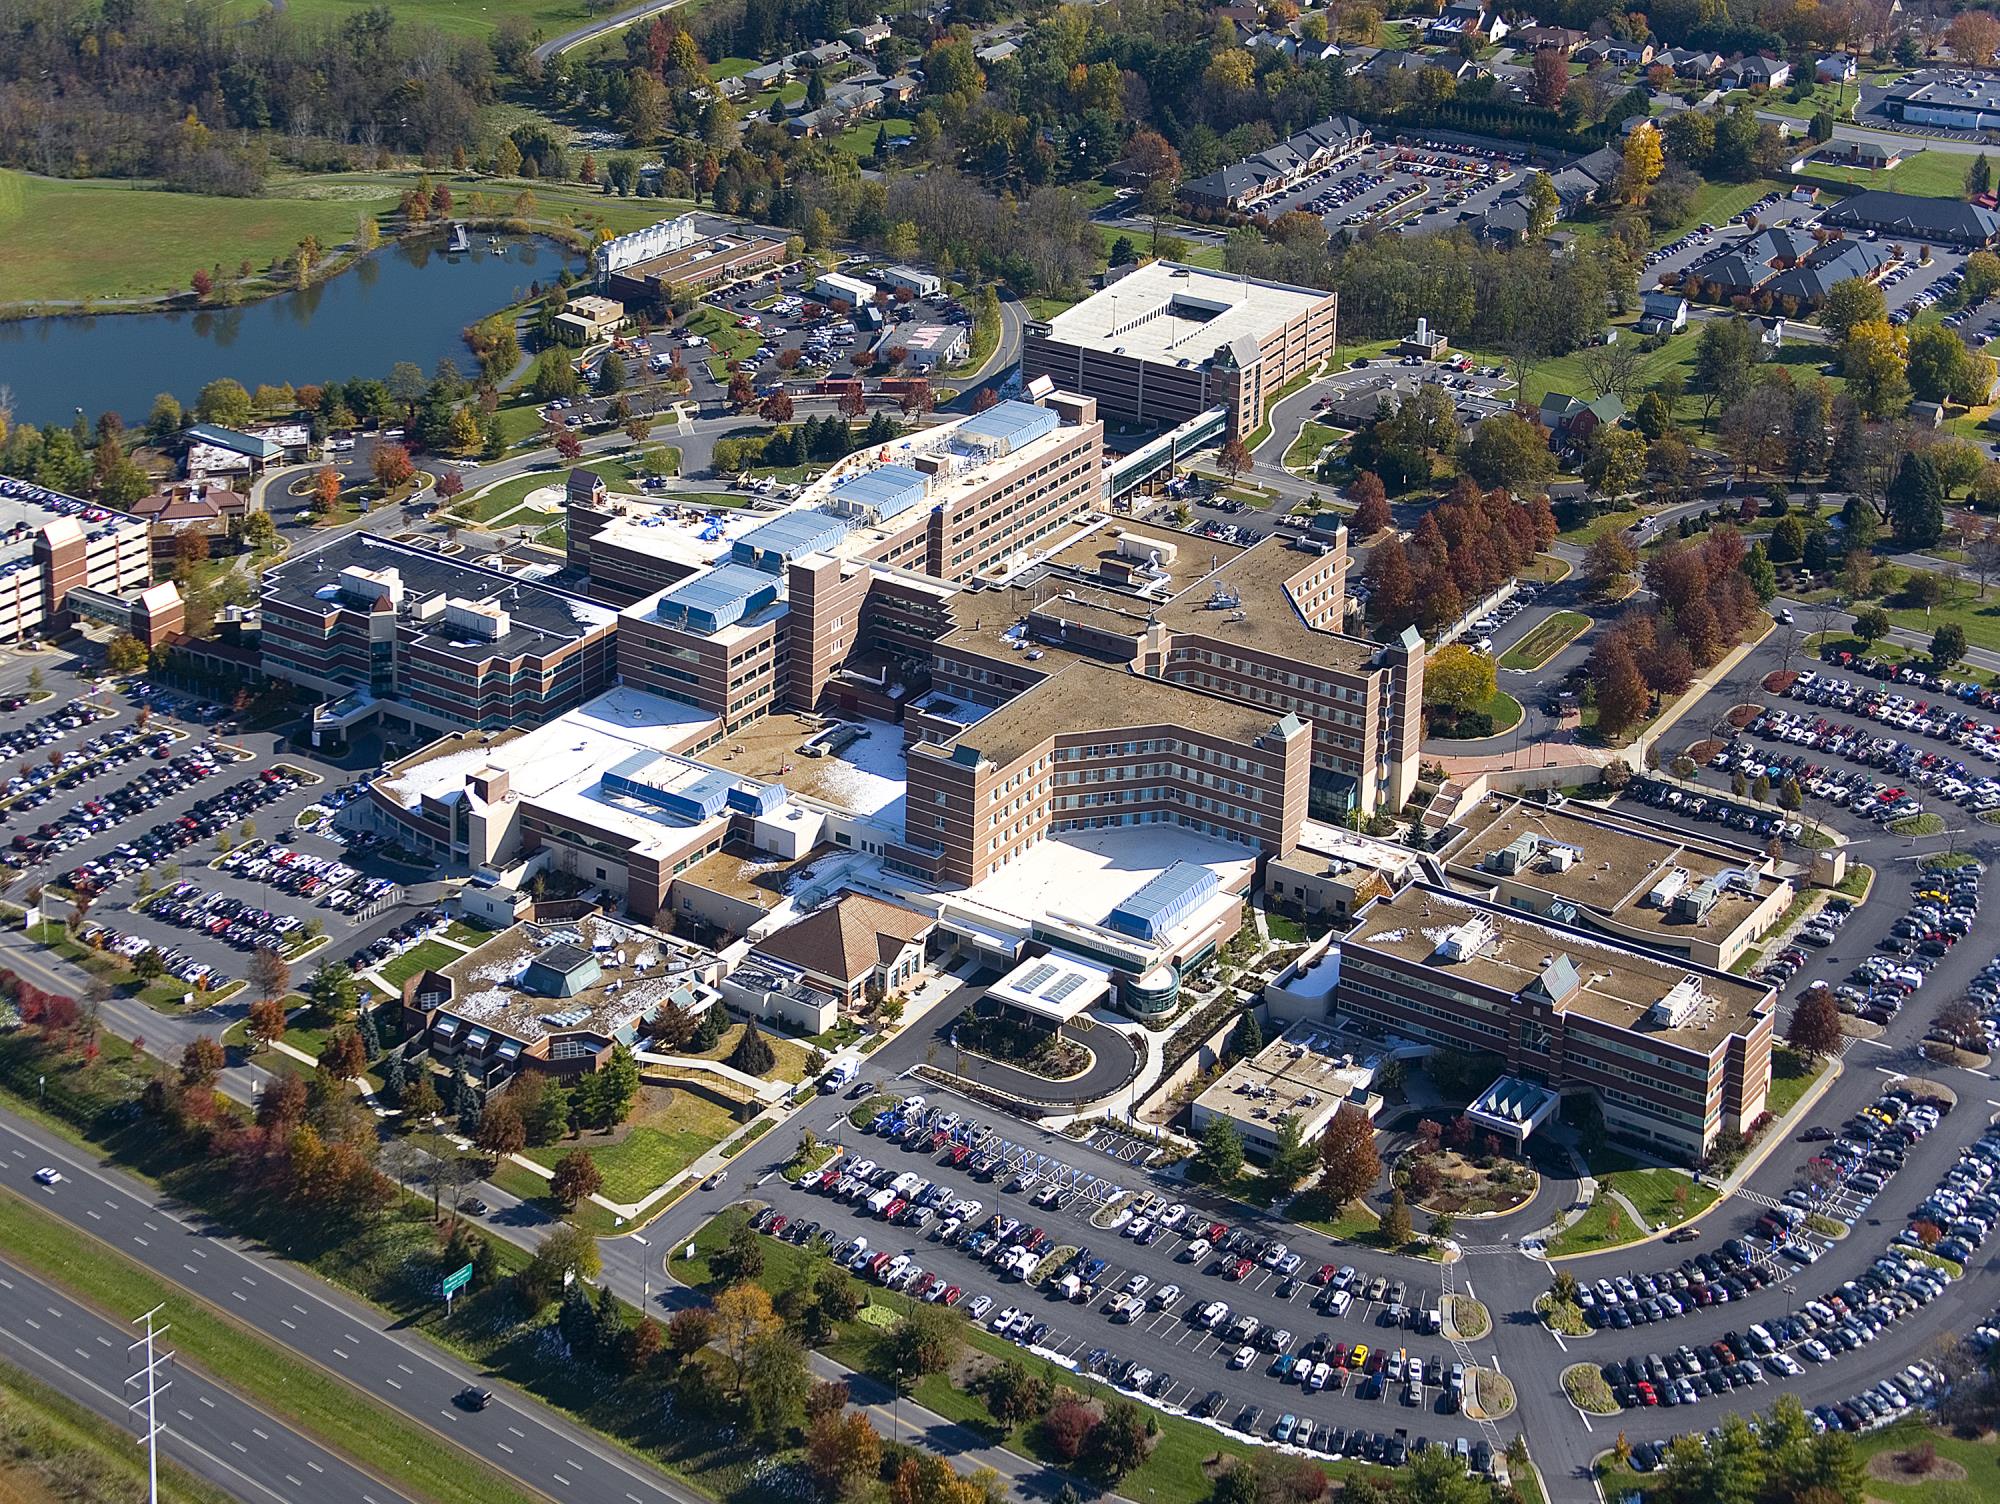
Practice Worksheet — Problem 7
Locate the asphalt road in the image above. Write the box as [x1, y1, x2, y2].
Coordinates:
[0, 1244, 418, 1504]
[0, 1110, 704, 1504]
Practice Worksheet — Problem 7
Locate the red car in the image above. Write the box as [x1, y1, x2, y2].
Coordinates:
[1226, 1258, 1253, 1282]
[768, 1214, 787, 1236]
[1636, 1382, 1658, 1406]
[883, 1197, 907, 1221]
[1313, 1263, 1338, 1285]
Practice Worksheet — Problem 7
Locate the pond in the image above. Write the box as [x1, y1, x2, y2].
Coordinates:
[0, 234, 582, 427]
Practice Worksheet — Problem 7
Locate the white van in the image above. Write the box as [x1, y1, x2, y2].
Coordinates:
[866, 1188, 896, 1216]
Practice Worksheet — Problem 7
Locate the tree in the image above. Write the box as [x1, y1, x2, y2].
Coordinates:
[309, 466, 342, 517]
[1380, 1189, 1413, 1248]
[713, 1218, 767, 1286]
[1583, 427, 1647, 498]
[525, 1222, 600, 1298]
[806, 1410, 881, 1495]
[1949, 7, 2000, 64]
[1841, 319, 1911, 419]
[402, 1073, 442, 1126]
[247, 946, 290, 1003]
[1587, 532, 1639, 592]
[1266, 1113, 1318, 1192]
[1787, 984, 1842, 1061]
[1464, 411, 1556, 493]
[978, 1360, 1047, 1428]
[1228, 1011, 1263, 1060]
[1932, 622, 1968, 669]
[195, 379, 253, 428]
[1592, 637, 1652, 739]
[1526, 171, 1561, 241]
[1424, 643, 1496, 718]
[319, 1029, 367, 1080]
[551, 1149, 603, 1209]
[1742, 542, 1778, 602]
[728, 1018, 776, 1075]
[1853, 605, 1891, 643]
[1088, 1401, 1153, 1483]
[1889, 452, 1946, 548]
[886, 1302, 962, 1378]
[1194, 1115, 1244, 1186]
[1530, 51, 1569, 109]
[476, 1095, 527, 1157]
[1318, 1104, 1383, 1206]
[372, 442, 415, 491]
[179, 1036, 225, 1089]
[1348, 471, 1391, 535]
[1043, 1397, 1098, 1462]
[1820, 277, 1887, 341]
[744, 1329, 812, 1440]
[304, 961, 358, 1024]
[1622, 123, 1664, 203]
[1217, 436, 1253, 484]
[245, 996, 287, 1051]
[714, 1282, 780, 1389]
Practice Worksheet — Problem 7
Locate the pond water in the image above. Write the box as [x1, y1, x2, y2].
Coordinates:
[0, 235, 582, 427]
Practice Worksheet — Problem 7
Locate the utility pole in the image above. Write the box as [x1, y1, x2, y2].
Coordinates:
[125, 1304, 174, 1504]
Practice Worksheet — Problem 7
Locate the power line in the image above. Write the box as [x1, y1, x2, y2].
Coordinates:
[125, 1303, 175, 1504]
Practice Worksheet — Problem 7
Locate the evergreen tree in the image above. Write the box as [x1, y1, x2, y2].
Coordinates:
[695, 1003, 725, 1051]
[356, 1006, 381, 1060]
[557, 1284, 598, 1360]
[380, 1052, 409, 1105]
[458, 1084, 484, 1137]
[1888, 452, 1946, 549]
[1971, 153, 1993, 197]
[1227, 1011, 1263, 1061]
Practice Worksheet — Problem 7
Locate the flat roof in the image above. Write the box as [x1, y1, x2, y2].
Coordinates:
[958, 822, 1258, 934]
[708, 713, 908, 820]
[437, 914, 716, 1048]
[986, 953, 1113, 1022]
[1346, 884, 1773, 1052]
[622, 232, 786, 283]
[265, 535, 616, 663]
[0, 478, 143, 574]
[1039, 261, 1332, 368]
[1154, 535, 1379, 672]
[1446, 796, 1784, 941]
[923, 660, 1291, 768]
[1194, 1021, 1381, 1132]
[588, 495, 774, 575]
[676, 840, 832, 910]
[373, 687, 724, 858]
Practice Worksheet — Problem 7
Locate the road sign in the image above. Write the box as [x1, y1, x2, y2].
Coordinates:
[440, 1263, 473, 1298]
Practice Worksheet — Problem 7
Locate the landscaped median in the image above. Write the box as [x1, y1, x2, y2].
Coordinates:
[1498, 611, 1591, 673]
[1561, 1362, 1620, 1416]
[0, 1189, 545, 1504]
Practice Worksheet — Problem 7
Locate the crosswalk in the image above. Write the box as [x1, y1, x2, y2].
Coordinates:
[1438, 1264, 1504, 1449]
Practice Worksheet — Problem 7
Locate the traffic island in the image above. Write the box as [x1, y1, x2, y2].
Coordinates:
[1444, 1293, 1490, 1340]
[1465, 1367, 1515, 1422]
[1536, 1293, 1591, 1337]
[1562, 1363, 1621, 1416]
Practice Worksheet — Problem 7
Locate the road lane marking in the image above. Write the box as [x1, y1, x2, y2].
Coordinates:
[332, 1347, 349, 1360]
[497, 1441, 513, 1453]
[281, 1320, 296, 1330]
[553, 1474, 572, 1487]
[386, 1378, 401, 1389]
[86, 1210, 100, 1220]
[131, 1236, 147, 1247]
[306, 1461, 324, 1474]
[199, 1396, 215, 1408]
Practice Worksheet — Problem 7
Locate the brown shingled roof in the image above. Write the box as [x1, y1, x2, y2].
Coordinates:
[754, 892, 935, 984]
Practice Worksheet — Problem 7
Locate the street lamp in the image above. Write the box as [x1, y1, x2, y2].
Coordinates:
[892, 1365, 905, 1444]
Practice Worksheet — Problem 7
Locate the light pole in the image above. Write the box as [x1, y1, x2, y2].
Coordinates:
[892, 1365, 905, 1443]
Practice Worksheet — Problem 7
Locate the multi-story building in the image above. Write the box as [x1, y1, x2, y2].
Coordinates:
[260, 536, 617, 745]
[1325, 883, 1776, 1163]
[1022, 262, 1338, 436]
[1444, 794, 1794, 972]
[0, 479, 156, 644]
[596, 215, 789, 305]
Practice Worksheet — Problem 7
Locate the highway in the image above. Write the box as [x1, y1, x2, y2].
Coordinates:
[0, 1244, 417, 1504]
[0, 1111, 704, 1504]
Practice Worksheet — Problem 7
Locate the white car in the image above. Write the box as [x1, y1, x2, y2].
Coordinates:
[1230, 1345, 1256, 1370]
[32, 1167, 61, 1186]
[990, 1305, 1020, 1333]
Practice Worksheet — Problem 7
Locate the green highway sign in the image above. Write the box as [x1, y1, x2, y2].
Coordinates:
[440, 1263, 473, 1298]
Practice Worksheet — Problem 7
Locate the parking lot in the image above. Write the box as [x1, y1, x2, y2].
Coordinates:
[1645, 190, 1973, 327]
[740, 1082, 1498, 1466]
[1250, 139, 1525, 239]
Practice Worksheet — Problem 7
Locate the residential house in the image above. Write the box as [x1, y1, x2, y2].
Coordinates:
[1513, 24, 1585, 53]
[974, 38, 1017, 63]
[1822, 189, 2000, 247]
[1637, 289, 1689, 333]
[1180, 114, 1369, 212]
[1724, 54, 1791, 88]
[1761, 238, 1891, 310]
[1428, 1, 1509, 43]
[1656, 47, 1724, 75]
[844, 20, 892, 47]
[1911, 400, 1945, 428]
[1815, 51, 1858, 82]
[1546, 142, 1625, 209]
[1538, 391, 1625, 450]
[1603, 39, 1655, 66]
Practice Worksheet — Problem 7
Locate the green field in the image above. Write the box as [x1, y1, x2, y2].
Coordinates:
[457, 467, 569, 523]
[1802, 149, 1979, 202]
[0, 170, 695, 307]
[1284, 420, 1343, 470]
[832, 119, 914, 160]
[1765, 1044, 1827, 1119]
[376, 939, 460, 988]
[1499, 610, 1591, 671]
[521, 1095, 741, 1204]
[0, 170, 394, 304]
[218, 0, 603, 39]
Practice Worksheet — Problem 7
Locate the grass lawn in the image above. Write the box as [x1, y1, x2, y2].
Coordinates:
[1601, 1166, 1718, 1229]
[1283, 420, 1343, 470]
[0, 1359, 240, 1504]
[832, 120, 913, 160]
[680, 1021, 811, 1083]
[455, 467, 566, 523]
[1802, 149, 1978, 202]
[1499, 610, 1591, 671]
[1556, 506, 1641, 546]
[0, 1190, 543, 1504]
[687, 303, 761, 365]
[0, 169, 394, 305]
[376, 939, 459, 989]
[1765, 1043, 1827, 1120]
[520, 1087, 742, 1204]
[1484, 328, 1702, 419]
[591, 444, 682, 488]
[217, 0, 605, 39]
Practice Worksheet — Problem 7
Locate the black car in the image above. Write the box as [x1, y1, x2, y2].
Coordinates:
[458, 1197, 489, 1216]
[455, 1386, 493, 1410]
